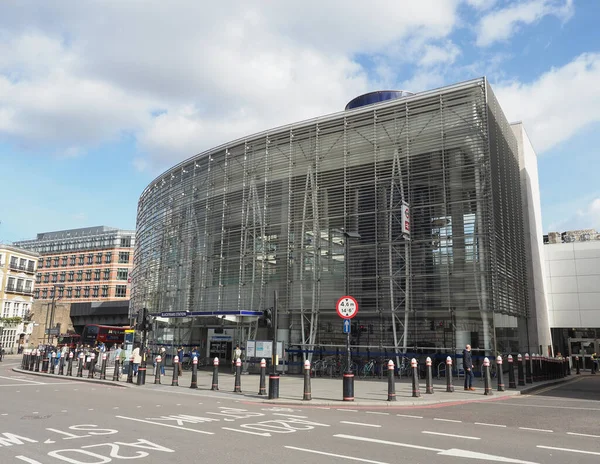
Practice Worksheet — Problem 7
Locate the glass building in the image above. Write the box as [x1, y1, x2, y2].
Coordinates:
[132, 78, 538, 361]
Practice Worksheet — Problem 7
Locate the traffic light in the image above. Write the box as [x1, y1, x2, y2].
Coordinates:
[261, 307, 273, 328]
[139, 307, 154, 332]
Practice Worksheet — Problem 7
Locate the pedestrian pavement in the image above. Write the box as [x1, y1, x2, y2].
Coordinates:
[10, 354, 579, 407]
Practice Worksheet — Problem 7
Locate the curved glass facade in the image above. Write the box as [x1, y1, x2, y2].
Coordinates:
[132, 78, 529, 358]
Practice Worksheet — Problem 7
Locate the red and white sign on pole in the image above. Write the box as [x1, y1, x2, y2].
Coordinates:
[401, 202, 410, 236]
[336, 296, 359, 319]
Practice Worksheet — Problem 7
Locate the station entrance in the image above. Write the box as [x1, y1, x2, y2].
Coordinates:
[568, 338, 599, 371]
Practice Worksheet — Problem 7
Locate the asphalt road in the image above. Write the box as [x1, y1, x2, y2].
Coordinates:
[1, 358, 599, 464]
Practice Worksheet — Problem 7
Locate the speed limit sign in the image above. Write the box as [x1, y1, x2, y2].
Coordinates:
[336, 296, 359, 319]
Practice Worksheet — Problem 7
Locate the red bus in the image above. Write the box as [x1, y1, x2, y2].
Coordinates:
[57, 333, 81, 349]
[81, 325, 130, 347]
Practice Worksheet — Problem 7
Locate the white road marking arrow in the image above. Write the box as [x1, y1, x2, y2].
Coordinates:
[43, 439, 55, 444]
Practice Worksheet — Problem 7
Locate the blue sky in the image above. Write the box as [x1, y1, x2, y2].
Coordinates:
[1, 0, 599, 243]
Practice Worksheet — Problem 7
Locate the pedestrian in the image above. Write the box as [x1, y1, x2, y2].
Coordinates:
[177, 346, 184, 376]
[132, 344, 141, 376]
[160, 346, 166, 376]
[232, 344, 242, 373]
[119, 344, 127, 375]
[591, 352, 598, 375]
[463, 344, 475, 391]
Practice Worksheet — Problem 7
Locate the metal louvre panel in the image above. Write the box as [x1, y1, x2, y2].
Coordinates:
[132, 78, 529, 356]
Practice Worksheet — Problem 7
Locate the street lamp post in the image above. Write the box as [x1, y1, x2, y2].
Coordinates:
[343, 231, 361, 401]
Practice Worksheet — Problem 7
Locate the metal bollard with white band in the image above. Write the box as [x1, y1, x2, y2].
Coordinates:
[154, 356, 162, 384]
[446, 356, 454, 392]
[525, 353, 532, 383]
[112, 357, 120, 381]
[496, 355, 505, 392]
[127, 355, 134, 384]
[258, 358, 267, 396]
[172, 355, 180, 387]
[100, 353, 107, 380]
[411, 358, 420, 398]
[483, 357, 493, 395]
[77, 352, 84, 377]
[234, 358, 242, 393]
[507, 354, 516, 388]
[517, 353, 525, 386]
[387, 360, 396, 401]
[50, 352, 56, 374]
[303, 360, 311, 401]
[425, 357, 434, 394]
[211, 357, 219, 390]
[34, 350, 41, 372]
[88, 353, 96, 379]
[190, 356, 198, 389]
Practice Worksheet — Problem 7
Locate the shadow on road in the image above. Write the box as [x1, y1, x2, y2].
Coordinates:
[532, 375, 600, 401]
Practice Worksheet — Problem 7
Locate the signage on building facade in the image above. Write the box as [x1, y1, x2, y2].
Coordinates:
[401, 201, 410, 236]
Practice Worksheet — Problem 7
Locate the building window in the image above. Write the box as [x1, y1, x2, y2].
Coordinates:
[36, 273, 42, 284]
[61, 256, 68, 267]
[77, 270, 83, 282]
[115, 285, 127, 297]
[53, 257, 59, 267]
[87, 254, 93, 265]
[58, 286, 64, 298]
[20, 258, 27, 270]
[42, 289, 48, 299]
[46, 258, 51, 267]
[34, 290, 40, 299]
[60, 271, 66, 282]
[7, 277, 15, 291]
[92, 286, 99, 298]
[68, 271, 74, 282]
[120, 237, 132, 248]
[78, 255, 84, 265]
[44, 273, 50, 283]
[3, 302, 10, 318]
[117, 268, 129, 280]
[66, 287, 73, 298]
[9, 256, 17, 269]
[94, 269, 101, 281]
[16, 278, 24, 292]
[75, 287, 81, 298]
[38, 258, 44, 269]
[101, 285, 109, 297]
[13, 302, 20, 317]
[105, 253, 112, 264]
[96, 253, 103, 264]
[51, 272, 58, 283]
[118, 252, 130, 264]
[70, 255, 76, 266]
[84, 287, 90, 298]
[103, 269, 110, 280]
[85, 270, 92, 281]
[25, 280, 32, 293]
[27, 260, 35, 272]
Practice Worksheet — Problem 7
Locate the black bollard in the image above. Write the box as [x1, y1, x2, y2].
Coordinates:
[211, 357, 219, 390]
[483, 357, 493, 395]
[137, 350, 147, 386]
[575, 356, 581, 375]
[88, 353, 96, 379]
[127, 355, 134, 384]
[525, 353, 532, 383]
[58, 354, 65, 375]
[190, 356, 198, 389]
[234, 358, 242, 393]
[387, 360, 396, 401]
[532, 354, 538, 382]
[112, 358, 120, 382]
[411, 358, 420, 398]
[425, 357, 434, 394]
[29, 350, 35, 371]
[258, 358, 267, 396]
[100, 353, 107, 380]
[303, 360, 311, 401]
[508, 355, 516, 388]
[41, 351, 49, 373]
[50, 352, 56, 374]
[269, 373, 280, 400]
[517, 354, 525, 386]
[34, 350, 41, 372]
[77, 353, 84, 377]
[171, 355, 179, 387]
[446, 356, 454, 392]
[154, 356, 162, 385]
[496, 355, 505, 392]
[21, 352, 26, 369]
[66, 352, 74, 376]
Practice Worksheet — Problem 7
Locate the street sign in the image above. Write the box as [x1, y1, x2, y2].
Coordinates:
[45, 328, 59, 335]
[343, 319, 351, 334]
[336, 295, 359, 319]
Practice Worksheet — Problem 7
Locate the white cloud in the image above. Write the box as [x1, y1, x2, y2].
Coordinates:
[494, 53, 600, 153]
[0, 0, 463, 171]
[465, 0, 497, 11]
[547, 196, 600, 233]
[476, 0, 574, 47]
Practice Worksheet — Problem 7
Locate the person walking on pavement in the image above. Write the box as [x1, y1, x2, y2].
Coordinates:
[177, 346, 184, 376]
[118, 344, 127, 375]
[591, 352, 598, 374]
[463, 344, 475, 391]
[132, 344, 141, 376]
[160, 346, 167, 376]
[232, 344, 242, 374]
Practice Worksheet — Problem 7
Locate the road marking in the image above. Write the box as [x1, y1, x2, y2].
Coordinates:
[537, 445, 600, 456]
[519, 427, 553, 433]
[335, 434, 443, 452]
[116, 415, 214, 434]
[490, 402, 600, 412]
[566, 432, 600, 438]
[366, 411, 388, 415]
[1, 414, 7, 416]
[439, 449, 539, 463]
[340, 421, 382, 428]
[338, 409, 358, 412]
[475, 422, 506, 428]
[396, 414, 423, 419]
[434, 418, 462, 423]
[0, 376, 44, 384]
[271, 413, 308, 418]
[316, 407, 331, 410]
[423, 431, 480, 440]
[285, 446, 389, 463]
[222, 427, 270, 437]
